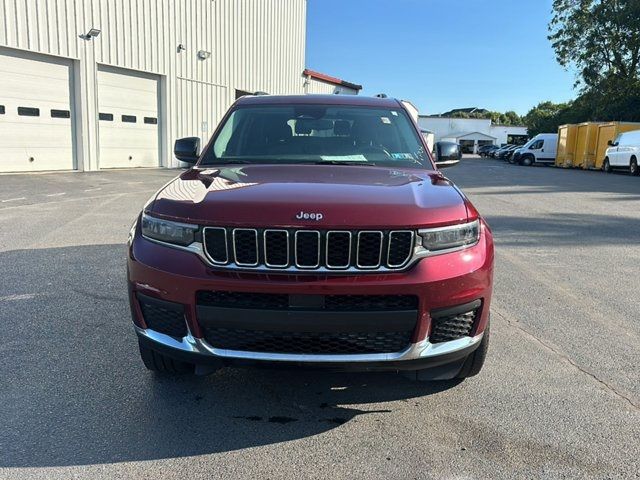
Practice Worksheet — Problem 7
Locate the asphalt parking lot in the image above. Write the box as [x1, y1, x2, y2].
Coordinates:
[1, 159, 639, 479]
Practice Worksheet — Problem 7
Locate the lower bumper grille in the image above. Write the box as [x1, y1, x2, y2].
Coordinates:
[430, 300, 481, 343]
[197, 291, 418, 354]
[202, 328, 412, 354]
[137, 293, 187, 338]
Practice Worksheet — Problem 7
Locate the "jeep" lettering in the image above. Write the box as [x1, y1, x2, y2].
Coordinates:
[295, 211, 324, 221]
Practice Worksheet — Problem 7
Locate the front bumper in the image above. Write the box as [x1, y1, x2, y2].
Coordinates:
[136, 325, 484, 374]
[128, 220, 493, 372]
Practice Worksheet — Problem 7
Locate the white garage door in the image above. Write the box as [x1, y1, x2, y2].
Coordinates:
[0, 49, 75, 172]
[97, 66, 160, 168]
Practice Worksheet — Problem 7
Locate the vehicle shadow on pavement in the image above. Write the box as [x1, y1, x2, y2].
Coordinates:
[0, 244, 460, 468]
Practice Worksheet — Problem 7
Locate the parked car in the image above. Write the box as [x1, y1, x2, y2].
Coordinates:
[515, 133, 558, 166]
[510, 146, 524, 164]
[505, 143, 529, 163]
[489, 145, 508, 158]
[478, 145, 498, 157]
[128, 94, 494, 381]
[603, 129, 640, 175]
[491, 144, 511, 158]
[495, 145, 517, 160]
[503, 145, 522, 162]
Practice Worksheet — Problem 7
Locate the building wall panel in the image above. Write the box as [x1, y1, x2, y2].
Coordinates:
[0, 0, 308, 170]
[306, 79, 338, 94]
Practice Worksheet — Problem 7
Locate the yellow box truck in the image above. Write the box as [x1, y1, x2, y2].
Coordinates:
[575, 122, 602, 169]
[594, 122, 640, 170]
[555, 124, 578, 167]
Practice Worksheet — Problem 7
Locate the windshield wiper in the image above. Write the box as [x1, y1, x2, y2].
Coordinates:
[313, 160, 376, 166]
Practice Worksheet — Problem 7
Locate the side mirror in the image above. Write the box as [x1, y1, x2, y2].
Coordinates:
[174, 137, 201, 164]
[435, 142, 461, 168]
[607, 140, 618, 147]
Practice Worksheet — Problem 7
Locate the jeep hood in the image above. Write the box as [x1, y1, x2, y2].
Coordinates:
[148, 164, 469, 228]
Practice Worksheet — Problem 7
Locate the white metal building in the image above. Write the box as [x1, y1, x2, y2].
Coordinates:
[0, 0, 359, 173]
[418, 116, 528, 153]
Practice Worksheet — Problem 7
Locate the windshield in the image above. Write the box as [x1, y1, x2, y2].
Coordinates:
[201, 105, 432, 169]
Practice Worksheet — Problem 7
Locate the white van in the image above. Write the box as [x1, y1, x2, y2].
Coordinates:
[513, 133, 558, 166]
[603, 129, 640, 175]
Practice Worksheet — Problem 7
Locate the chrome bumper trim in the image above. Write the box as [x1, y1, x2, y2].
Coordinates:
[134, 326, 483, 363]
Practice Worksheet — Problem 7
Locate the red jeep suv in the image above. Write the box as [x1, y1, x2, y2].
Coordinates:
[127, 95, 493, 381]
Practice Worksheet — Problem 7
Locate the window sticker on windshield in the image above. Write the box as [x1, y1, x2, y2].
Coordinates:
[381, 117, 391, 124]
[320, 154, 368, 162]
[391, 111, 398, 116]
[390, 153, 415, 160]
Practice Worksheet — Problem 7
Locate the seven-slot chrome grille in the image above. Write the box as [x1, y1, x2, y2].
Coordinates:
[202, 227, 415, 272]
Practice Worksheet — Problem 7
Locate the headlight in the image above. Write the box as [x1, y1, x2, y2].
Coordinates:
[141, 213, 198, 246]
[418, 220, 480, 253]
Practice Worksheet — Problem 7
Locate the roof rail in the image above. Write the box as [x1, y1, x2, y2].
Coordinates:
[374, 93, 388, 98]
[253, 91, 269, 96]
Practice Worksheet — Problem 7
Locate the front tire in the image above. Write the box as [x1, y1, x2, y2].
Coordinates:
[520, 154, 534, 166]
[139, 341, 195, 374]
[456, 322, 490, 379]
[603, 158, 612, 173]
[630, 157, 639, 176]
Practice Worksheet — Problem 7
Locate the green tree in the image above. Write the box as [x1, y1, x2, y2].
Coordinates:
[449, 111, 471, 119]
[543, 0, 640, 125]
[448, 109, 523, 126]
[549, 0, 640, 88]
[503, 111, 522, 125]
[523, 101, 571, 136]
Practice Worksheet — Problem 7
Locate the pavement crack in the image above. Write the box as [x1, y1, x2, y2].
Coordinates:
[493, 308, 640, 412]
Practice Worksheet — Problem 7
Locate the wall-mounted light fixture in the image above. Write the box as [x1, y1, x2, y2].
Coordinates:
[197, 50, 211, 60]
[177, 44, 186, 53]
[79, 28, 101, 40]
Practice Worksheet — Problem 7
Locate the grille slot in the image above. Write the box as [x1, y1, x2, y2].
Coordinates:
[326, 231, 351, 268]
[324, 294, 418, 311]
[233, 229, 258, 266]
[197, 291, 289, 309]
[202, 227, 415, 272]
[264, 230, 289, 267]
[430, 304, 480, 343]
[203, 227, 228, 264]
[295, 230, 320, 268]
[202, 328, 412, 354]
[387, 231, 414, 267]
[197, 291, 418, 311]
[137, 293, 187, 338]
[357, 231, 383, 268]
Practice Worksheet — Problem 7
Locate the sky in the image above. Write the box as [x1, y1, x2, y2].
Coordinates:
[306, 0, 577, 116]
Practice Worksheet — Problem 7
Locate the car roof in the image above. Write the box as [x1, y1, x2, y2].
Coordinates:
[620, 129, 640, 136]
[234, 94, 402, 108]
